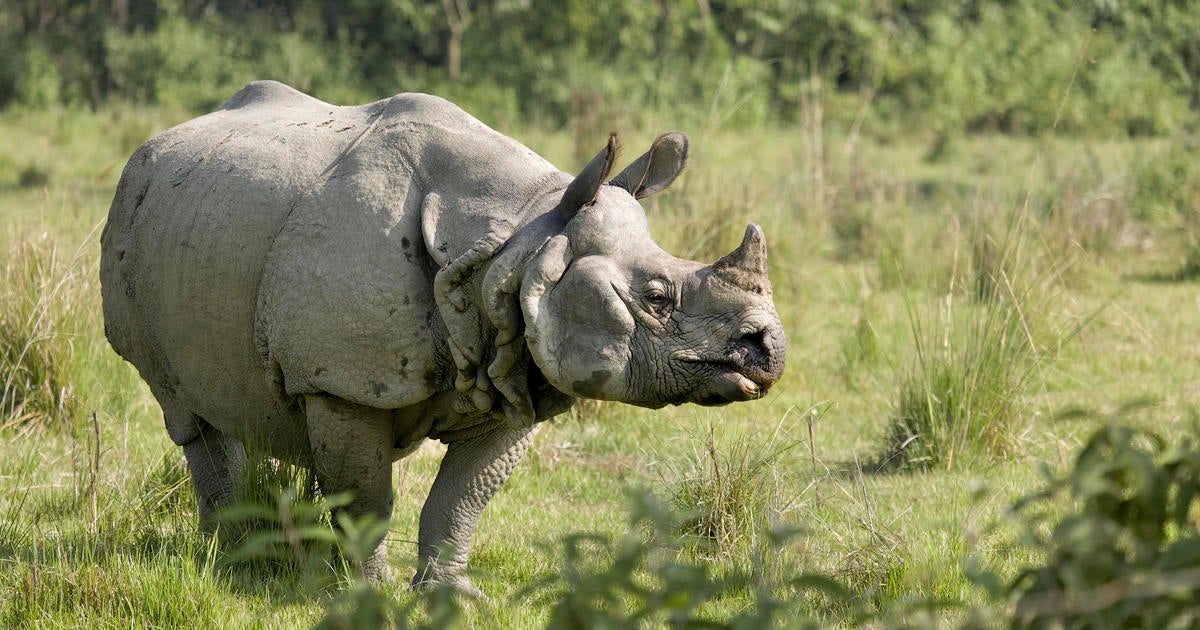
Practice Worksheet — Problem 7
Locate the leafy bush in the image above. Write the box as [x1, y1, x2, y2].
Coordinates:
[214, 457, 468, 629]
[17, 163, 49, 189]
[13, 46, 62, 108]
[105, 3, 369, 112]
[971, 420, 1200, 628]
[523, 488, 850, 629]
[4, 1, 1200, 134]
[315, 579, 465, 630]
[216, 456, 348, 578]
[1131, 141, 1200, 280]
[882, 0, 1194, 139]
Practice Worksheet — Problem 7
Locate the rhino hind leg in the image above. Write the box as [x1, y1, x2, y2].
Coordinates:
[303, 394, 396, 583]
[180, 419, 247, 534]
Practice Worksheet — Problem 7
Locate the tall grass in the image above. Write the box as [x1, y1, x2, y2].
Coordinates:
[657, 407, 816, 569]
[839, 306, 881, 389]
[666, 427, 794, 555]
[883, 214, 1047, 471]
[0, 233, 83, 430]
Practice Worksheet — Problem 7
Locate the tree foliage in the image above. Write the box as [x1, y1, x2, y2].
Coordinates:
[2, 0, 1198, 134]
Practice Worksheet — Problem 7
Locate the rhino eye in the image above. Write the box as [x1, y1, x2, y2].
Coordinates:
[644, 288, 671, 311]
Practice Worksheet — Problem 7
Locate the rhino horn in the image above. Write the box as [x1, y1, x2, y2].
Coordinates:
[560, 132, 619, 221]
[714, 224, 770, 290]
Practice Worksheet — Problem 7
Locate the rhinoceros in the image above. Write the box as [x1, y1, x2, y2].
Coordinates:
[100, 80, 786, 596]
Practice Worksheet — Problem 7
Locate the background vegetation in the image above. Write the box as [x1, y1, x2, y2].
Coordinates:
[3, 0, 1200, 136]
[2, 0, 1200, 627]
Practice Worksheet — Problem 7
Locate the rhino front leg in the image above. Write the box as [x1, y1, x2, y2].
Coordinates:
[413, 425, 535, 598]
[304, 394, 396, 583]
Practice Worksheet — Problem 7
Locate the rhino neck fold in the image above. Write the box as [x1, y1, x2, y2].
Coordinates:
[429, 193, 576, 431]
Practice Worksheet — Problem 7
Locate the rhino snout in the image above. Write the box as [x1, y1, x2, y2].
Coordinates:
[726, 321, 786, 391]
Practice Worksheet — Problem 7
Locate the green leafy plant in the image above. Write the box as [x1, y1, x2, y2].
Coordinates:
[313, 515, 466, 630]
[522, 488, 851, 629]
[969, 417, 1200, 628]
[217, 459, 468, 628]
[17, 163, 49, 188]
[218, 485, 347, 576]
[1131, 141, 1200, 281]
[315, 578, 465, 630]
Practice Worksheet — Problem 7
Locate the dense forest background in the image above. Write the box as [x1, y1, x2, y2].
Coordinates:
[2, 0, 1198, 137]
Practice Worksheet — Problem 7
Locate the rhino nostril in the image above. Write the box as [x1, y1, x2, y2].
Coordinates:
[727, 324, 786, 386]
[735, 328, 766, 347]
[730, 328, 771, 370]
[734, 328, 768, 355]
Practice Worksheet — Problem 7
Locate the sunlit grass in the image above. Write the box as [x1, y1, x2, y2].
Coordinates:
[0, 104, 1197, 626]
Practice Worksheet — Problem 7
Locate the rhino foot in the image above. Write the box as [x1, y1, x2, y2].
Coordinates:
[358, 543, 393, 585]
[411, 566, 487, 602]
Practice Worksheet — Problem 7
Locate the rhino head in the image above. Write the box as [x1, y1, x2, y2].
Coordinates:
[521, 133, 786, 408]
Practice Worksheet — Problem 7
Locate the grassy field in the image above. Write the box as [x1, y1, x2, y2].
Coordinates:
[0, 102, 1197, 628]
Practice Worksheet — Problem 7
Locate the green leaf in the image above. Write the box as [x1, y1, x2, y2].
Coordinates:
[787, 574, 852, 601]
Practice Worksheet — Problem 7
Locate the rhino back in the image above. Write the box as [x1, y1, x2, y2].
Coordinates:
[102, 81, 385, 450]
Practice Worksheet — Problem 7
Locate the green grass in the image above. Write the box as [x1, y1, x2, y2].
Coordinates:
[1, 103, 1198, 627]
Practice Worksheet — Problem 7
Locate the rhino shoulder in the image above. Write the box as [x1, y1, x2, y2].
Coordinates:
[220, 80, 328, 111]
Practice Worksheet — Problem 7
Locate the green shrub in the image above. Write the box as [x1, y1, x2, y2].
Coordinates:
[105, 3, 368, 112]
[970, 420, 1200, 628]
[1131, 141, 1200, 280]
[17, 163, 49, 189]
[829, 202, 878, 262]
[6, 0, 1200, 134]
[213, 455, 468, 628]
[523, 488, 849, 629]
[315, 579, 465, 630]
[216, 458, 340, 577]
[13, 46, 61, 108]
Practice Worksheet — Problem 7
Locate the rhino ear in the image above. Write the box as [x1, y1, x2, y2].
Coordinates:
[609, 132, 688, 199]
[560, 133, 619, 221]
[520, 234, 573, 373]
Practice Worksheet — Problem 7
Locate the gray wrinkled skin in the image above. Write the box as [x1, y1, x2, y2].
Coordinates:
[100, 81, 787, 596]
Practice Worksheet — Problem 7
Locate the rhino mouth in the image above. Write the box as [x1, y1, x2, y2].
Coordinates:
[678, 357, 773, 406]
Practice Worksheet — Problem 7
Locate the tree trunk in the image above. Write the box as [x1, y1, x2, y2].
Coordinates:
[112, 0, 129, 31]
[443, 0, 468, 81]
